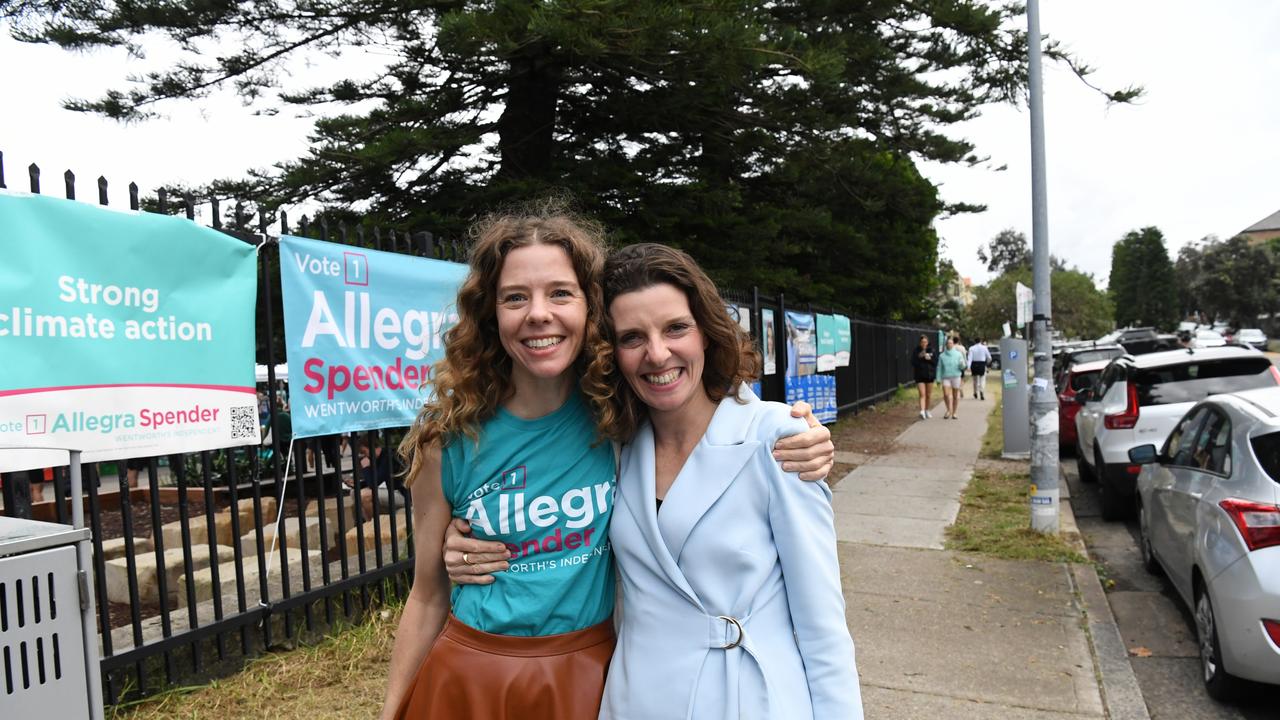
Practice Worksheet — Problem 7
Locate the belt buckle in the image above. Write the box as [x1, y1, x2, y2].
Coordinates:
[717, 615, 743, 650]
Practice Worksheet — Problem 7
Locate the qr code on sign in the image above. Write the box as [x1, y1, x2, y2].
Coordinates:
[230, 406, 258, 440]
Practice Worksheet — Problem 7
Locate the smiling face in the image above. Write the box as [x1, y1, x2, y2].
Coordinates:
[495, 243, 588, 387]
[609, 283, 710, 418]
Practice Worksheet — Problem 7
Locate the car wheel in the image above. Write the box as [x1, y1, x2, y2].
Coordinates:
[1097, 448, 1128, 521]
[1137, 499, 1161, 575]
[1076, 441, 1097, 483]
[1195, 583, 1243, 701]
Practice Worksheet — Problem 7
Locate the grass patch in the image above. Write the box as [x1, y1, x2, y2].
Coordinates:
[980, 382, 1004, 459]
[945, 467, 1086, 563]
[112, 602, 403, 719]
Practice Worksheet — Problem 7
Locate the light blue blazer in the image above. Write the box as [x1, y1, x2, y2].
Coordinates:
[599, 388, 862, 720]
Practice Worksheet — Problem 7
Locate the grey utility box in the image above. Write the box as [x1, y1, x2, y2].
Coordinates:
[0, 516, 93, 719]
[999, 338, 1031, 459]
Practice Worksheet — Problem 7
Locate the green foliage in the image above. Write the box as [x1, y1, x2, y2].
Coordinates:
[1176, 235, 1279, 326]
[1108, 227, 1178, 330]
[4, 1, 1137, 317]
[977, 228, 1031, 274]
[968, 267, 1113, 341]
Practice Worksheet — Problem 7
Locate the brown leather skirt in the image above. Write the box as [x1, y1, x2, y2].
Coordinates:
[394, 614, 615, 719]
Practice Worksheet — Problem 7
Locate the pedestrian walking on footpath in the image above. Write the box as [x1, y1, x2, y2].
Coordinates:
[936, 336, 966, 419]
[968, 338, 991, 401]
[911, 334, 938, 419]
[951, 335, 967, 398]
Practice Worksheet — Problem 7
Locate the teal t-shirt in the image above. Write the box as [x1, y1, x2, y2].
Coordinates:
[441, 391, 616, 636]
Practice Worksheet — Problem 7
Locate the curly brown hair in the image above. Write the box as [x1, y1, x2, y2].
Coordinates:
[398, 205, 615, 483]
[600, 243, 760, 440]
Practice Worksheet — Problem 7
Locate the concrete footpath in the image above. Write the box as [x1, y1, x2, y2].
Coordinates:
[831, 392, 1147, 719]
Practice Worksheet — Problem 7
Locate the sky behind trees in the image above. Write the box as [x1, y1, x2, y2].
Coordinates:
[2, 1, 1277, 291]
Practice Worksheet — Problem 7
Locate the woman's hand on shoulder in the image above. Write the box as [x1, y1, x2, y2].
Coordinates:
[443, 518, 511, 585]
[772, 401, 835, 481]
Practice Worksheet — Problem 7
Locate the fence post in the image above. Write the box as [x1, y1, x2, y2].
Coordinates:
[28, 162, 40, 193]
[64, 169, 76, 199]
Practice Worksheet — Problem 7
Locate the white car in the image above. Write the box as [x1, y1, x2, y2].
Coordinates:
[1235, 328, 1268, 351]
[1130, 387, 1280, 699]
[1074, 346, 1280, 520]
[1194, 329, 1227, 348]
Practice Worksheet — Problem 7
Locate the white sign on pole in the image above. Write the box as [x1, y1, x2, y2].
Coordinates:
[1015, 282, 1034, 329]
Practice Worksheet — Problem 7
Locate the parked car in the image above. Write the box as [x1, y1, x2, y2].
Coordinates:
[1074, 346, 1280, 519]
[1129, 386, 1280, 700]
[1194, 329, 1227, 348]
[1235, 328, 1268, 351]
[1058, 359, 1109, 449]
[1053, 343, 1125, 385]
[1096, 327, 1175, 355]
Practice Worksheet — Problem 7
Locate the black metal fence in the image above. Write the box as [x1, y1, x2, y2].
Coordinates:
[0, 152, 938, 705]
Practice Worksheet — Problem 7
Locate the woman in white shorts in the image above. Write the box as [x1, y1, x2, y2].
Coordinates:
[935, 336, 966, 419]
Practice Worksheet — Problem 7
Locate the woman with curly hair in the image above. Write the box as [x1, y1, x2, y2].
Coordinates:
[381, 207, 833, 720]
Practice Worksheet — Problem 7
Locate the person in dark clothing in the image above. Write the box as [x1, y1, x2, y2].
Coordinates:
[911, 334, 938, 420]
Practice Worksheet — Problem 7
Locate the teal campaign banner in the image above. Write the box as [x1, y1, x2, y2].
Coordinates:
[278, 235, 468, 438]
[0, 193, 258, 472]
[815, 314, 838, 372]
[834, 314, 852, 367]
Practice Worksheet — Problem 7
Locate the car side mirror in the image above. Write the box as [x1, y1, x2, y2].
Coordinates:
[1128, 444, 1158, 465]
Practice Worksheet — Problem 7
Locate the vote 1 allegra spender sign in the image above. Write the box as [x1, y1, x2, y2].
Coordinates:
[277, 235, 468, 438]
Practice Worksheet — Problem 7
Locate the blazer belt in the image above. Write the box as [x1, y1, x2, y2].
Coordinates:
[700, 614, 772, 720]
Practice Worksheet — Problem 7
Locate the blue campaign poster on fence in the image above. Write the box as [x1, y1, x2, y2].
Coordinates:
[784, 311, 816, 377]
[815, 314, 838, 372]
[278, 234, 468, 438]
[0, 193, 258, 473]
[834, 314, 852, 367]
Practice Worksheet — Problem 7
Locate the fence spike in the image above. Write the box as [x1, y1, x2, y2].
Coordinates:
[299, 215, 309, 237]
[372, 226, 383, 252]
[157, 187, 168, 214]
[28, 163, 40, 193]
[356, 225, 367, 250]
[184, 192, 195, 220]
[97, 176, 108, 205]
[319, 215, 330, 241]
[279, 209, 289, 234]
[211, 197, 221, 228]
[0, 150, 6, 188]
[64, 169, 75, 199]
[129, 182, 139, 210]
[339, 222, 349, 245]
[234, 201, 245, 229]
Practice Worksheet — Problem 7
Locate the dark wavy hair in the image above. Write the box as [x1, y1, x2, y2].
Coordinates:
[398, 202, 614, 483]
[600, 243, 760, 440]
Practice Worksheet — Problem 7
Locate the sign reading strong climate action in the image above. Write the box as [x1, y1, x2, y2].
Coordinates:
[0, 193, 258, 472]
[278, 235, 468, 438]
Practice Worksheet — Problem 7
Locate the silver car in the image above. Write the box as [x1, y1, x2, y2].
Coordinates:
[1130, 387, 1280, 699]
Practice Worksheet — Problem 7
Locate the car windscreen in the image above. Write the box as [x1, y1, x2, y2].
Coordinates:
[1132, 358, 1277, 407]
[1071, 349, 1122, 366]
[1252, 432, 1280, 484]
[1071, 370, 1101, 392]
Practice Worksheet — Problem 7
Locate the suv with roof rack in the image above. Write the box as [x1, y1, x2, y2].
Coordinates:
[1073, 346, 1280, 520]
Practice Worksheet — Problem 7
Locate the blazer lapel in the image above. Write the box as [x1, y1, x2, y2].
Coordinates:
[658, 393, 760, 564]
[658, 440, 758, 564]
[619, 422, 704, 609]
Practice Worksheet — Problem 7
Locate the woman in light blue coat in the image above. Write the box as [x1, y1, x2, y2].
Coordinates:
[597, 244, 861, 720]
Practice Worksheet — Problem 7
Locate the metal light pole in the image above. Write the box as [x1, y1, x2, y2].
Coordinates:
[1026, 0, 1059, 533]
